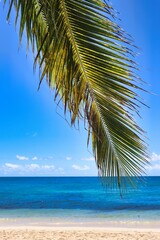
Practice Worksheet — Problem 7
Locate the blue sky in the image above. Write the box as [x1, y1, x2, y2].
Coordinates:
[0, 1, 160, 176]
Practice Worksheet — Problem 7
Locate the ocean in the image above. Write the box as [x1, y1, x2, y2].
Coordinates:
[0, 177, 159, 227]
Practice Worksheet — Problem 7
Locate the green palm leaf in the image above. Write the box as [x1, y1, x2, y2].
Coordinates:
[5, 0, 148, 188]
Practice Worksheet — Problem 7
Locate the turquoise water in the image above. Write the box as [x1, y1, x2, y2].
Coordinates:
[0, 177, 159, 226]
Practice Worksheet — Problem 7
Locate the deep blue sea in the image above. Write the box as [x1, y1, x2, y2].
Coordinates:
[0, 177, 159, 226]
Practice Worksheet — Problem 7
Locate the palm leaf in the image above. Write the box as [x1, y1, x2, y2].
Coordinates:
[5, 0, 148, 188]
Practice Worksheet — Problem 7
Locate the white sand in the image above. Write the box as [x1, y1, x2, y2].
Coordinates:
[0, 218, 160, 239]
[0, 227, 160, 240]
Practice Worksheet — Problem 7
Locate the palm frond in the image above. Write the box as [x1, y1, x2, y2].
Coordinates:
[5, 0, 148, 188]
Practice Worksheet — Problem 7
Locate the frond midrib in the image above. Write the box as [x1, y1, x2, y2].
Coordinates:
[60, 0, 122, 169]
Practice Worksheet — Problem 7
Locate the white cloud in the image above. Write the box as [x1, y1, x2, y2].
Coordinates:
[0, 163, 59, 176]
[42, 165, 55, 170]
[5, 163, 20, 170]
[29, 164, 55, 171]
[72, 164, 90, 171]
[81, 157, 95, 161]
[27, 164, 40, 170]
[145, 152, 160, 175]
[146, 164, 160, 171]
[150, 152, 160, 162]
[39, 156, 54, 161]
[32, 156, 38, 160]
[66, 156, 72, 161]
[16, 155, 29, 161]
[3, 163, 55, 171]
[26, 164, 55, 171]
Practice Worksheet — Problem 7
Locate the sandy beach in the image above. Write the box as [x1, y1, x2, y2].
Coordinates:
[0, 227, 160, 240]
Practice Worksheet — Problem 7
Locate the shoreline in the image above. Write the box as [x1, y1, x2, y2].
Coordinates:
[0, 226, 160, 232]
[0, 218, 160, 231]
